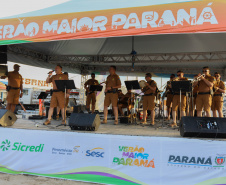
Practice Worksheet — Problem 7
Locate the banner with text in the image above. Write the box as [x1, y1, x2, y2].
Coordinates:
[0, 128, 226, 184]
[0, 0, 225, 45]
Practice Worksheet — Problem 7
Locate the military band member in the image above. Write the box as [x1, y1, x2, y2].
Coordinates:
[141, 73, 157, 126]
[189, 75, 199, 116]
[170, 70, 188, 128]
[194, 66, 214, 117]
[165, 74, 175, 120]
[84, 73, 99, 113]
[102, 66, 121, 125]
[118, 90, 124, 101]
[44, 65, 69, 125]
[1, 64, 23, 112]
[212, 72, 225, 117]
[118, 89, 134, 116]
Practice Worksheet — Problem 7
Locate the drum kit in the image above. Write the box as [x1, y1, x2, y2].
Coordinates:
[121, 80, 163, 125]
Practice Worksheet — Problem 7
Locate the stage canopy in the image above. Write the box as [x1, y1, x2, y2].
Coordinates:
[1, 0, 226, 78]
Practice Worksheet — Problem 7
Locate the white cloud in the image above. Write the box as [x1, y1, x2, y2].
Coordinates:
[0, 0, 70, 19]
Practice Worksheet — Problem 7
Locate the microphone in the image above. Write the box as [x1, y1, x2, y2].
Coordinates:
[48, 70, 54, 74]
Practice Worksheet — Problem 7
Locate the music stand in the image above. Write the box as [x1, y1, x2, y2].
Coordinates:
[125, 80, 140, 124]
[89, 85, 103, 92]
[171, 81, 192, 92]
[38, 92, 48, 118]
[171, 81, 192, 120]
[38, 92, 48, 99]
[125, 80, 140, 90]
[55, 80, 76, 126]
[55, 80, 76, 91]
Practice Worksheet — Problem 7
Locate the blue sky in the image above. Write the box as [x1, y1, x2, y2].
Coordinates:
[1, 0, 199, 19]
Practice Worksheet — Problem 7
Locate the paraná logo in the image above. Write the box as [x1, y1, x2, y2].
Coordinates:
[215, 156, 225, 165]
[0, 140, 11, 151]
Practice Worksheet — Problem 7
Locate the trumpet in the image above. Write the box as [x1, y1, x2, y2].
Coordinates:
[193, 74, 205, 82]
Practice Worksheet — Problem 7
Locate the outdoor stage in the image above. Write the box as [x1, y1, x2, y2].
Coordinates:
[11, 115, 182, 138]
[8, 115, 226, 140]
[0, 115, 226, 185]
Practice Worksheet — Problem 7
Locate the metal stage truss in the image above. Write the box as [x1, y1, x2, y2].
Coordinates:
[7, 44, 226, 77]
[8, 45, 226, 63]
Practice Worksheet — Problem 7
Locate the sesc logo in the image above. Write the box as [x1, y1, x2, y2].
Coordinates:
[86, 147, 104, 158]
[0, 140, 11, 151]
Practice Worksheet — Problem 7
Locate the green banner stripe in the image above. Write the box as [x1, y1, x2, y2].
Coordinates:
[0, 40, 32, 45]
[0, 167, 139, 185]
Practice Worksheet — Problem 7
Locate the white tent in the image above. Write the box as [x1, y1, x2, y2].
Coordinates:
[1, 0, 226, 78]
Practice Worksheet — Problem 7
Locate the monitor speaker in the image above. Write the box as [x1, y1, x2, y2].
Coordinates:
[180, 116, 226, 138]
[0, 45, 7, 64]
[0, 109, 17, 127]
[69, 113, 100, 131]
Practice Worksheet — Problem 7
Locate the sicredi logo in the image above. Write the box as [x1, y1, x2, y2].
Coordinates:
[0, 140, 44, 152]
[86, 147, 104, 158]
[0, 140, 10, 151]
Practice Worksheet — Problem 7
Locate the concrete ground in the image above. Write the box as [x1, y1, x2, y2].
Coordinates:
[8, 114, 182, 138]
[0, 173, 99, 185]
[4, 114, 225, 141]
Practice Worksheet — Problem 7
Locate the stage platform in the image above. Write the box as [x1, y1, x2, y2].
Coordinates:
[7, 115, 179, 137]
[4, 115, 226, 141]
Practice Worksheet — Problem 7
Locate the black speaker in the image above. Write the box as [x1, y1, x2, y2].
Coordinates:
[0, 45, 7, 53]
[0, 45, 7, 64]
[180, 116, 226, 138]
[0, 109, 17, 127]
[69, 113, 101, 131]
